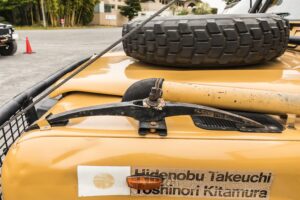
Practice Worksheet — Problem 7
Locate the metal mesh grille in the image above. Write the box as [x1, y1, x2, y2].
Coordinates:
[0, 56, 88, 200]
[0, 111, 28, 200]
[0, 29, 9, 35]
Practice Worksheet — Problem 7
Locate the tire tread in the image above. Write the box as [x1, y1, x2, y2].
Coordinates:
[122, 14, 289, 67]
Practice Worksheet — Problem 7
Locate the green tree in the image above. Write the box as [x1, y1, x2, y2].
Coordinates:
[45, 0, 59, 26]
[177, 7, 189, 15]
[120, 0, 141, 21]
[0, 0, 38, 25]
[0, 0, 98, 26]
[192, 2, 213, 15]
[80, 0, 98, 25]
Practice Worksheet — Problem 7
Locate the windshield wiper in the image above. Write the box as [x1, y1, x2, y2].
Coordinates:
[39, 99, 275, 136]
[34, 79, 283, 136]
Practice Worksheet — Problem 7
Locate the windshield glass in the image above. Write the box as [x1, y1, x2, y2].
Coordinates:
[223, 0, 300, 20]
[266, 0, 300, 20]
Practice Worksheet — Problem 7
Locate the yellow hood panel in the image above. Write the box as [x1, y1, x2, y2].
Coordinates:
[3, 121, 300, 200]
[50, 50, 300, 98]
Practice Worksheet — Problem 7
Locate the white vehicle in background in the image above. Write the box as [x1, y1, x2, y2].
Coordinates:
[0, 23, 18, 56]
[224, 0, 300, 21]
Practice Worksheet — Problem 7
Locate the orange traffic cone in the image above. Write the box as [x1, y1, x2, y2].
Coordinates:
[24, 37, 34, 54]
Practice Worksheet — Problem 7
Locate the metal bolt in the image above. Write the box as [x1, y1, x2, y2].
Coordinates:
[150, 122, 157, 126]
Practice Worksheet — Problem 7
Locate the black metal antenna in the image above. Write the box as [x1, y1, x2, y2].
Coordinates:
[0, 0, 178, 130]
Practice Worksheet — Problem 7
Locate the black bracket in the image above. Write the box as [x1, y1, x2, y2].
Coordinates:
[45, 99, 266, 136]
[139, 120, 167, 136]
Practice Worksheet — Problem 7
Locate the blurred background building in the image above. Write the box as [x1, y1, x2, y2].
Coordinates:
[91, 0, 224, 26]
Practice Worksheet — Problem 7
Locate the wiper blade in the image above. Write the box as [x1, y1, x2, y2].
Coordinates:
[39, 99, 272, 136]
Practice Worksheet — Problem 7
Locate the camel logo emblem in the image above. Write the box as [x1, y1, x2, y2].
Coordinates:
[93, 173, 115, 189]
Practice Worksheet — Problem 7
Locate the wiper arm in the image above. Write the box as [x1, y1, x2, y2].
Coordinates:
[249, 0, 262, 13]
[258, 0, 272, 13]
[42, 99, 267, 136]
[249, 0, 272, 13]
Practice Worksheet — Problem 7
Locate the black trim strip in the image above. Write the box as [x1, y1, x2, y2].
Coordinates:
[289, 36, 300, 45]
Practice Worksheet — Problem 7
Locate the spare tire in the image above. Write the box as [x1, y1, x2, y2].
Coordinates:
[122, 14, 289, 67]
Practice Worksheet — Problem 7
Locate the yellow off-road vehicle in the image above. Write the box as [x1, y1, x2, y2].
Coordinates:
[0, 0, 299, 199]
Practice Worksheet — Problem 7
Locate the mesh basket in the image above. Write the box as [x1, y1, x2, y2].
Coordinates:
[0, 110, 29, 200]
[0, 56, 92, 200]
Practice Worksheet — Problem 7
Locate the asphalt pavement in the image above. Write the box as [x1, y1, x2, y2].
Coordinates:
[0, 27, 122, 105]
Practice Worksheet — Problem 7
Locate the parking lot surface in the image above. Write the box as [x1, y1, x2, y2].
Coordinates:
[0, 27, 122, 105]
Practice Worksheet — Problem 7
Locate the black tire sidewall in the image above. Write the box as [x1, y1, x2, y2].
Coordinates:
[0, 41, 17, 56]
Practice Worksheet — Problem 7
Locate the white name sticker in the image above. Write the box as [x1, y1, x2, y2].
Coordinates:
[77, 166, 273, 199]
[77, 166, 131, 197]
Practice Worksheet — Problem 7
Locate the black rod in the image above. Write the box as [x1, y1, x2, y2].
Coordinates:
[249, 0, 262, 13]
[289, 36, 300, 45]
[258, 0, 272, 13]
